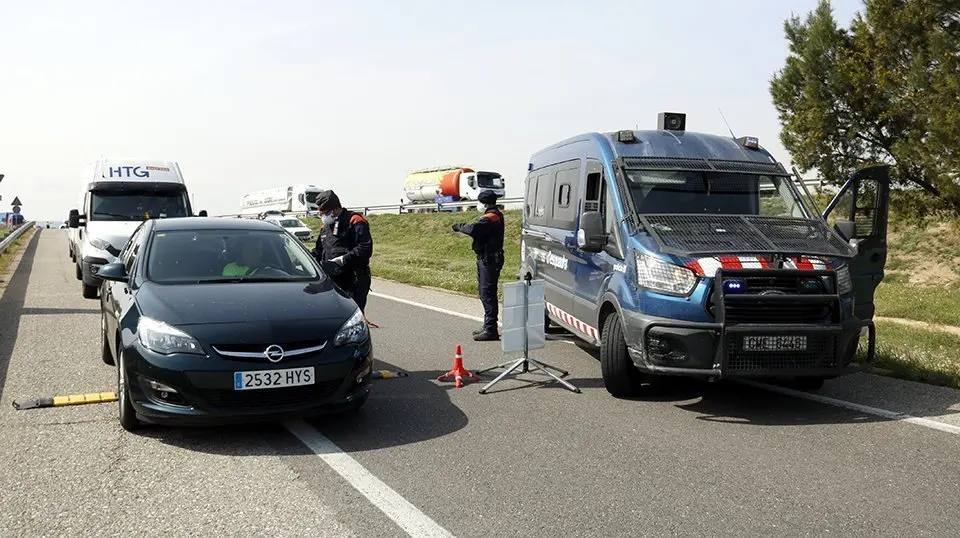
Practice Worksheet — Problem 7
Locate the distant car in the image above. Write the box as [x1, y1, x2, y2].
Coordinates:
[96, 217, 373, 432]
[265, 216, 313, 242]
[259, 210, 285, 219]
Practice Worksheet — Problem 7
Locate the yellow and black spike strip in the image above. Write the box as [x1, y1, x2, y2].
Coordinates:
[371, 370, 408, 380]
[12, 392, 118, 410]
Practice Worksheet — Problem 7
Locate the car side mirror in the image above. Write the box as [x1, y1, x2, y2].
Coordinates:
[97, 262, 128, 282]
[578, 211, 606, 252]
[68, 209, 82, 228]
[834, 219, 856, 242]
[198, 210, 208, 217]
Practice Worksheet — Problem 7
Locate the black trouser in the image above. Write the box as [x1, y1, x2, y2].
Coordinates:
[335, 266, 372, 313]
[477, 258, 501, 333]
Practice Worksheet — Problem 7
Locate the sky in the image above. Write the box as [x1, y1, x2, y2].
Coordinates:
[0, 0, 864, 222]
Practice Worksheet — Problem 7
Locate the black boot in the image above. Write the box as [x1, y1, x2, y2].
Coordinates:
[473, 331, 499, 341]
[472, 327, 486, 336]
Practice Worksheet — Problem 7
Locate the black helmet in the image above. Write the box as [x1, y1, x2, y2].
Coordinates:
[478, 190, 498, 205]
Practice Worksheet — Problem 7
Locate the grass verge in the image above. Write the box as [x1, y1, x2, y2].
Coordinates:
[863, 321, 960, 390]
[0, 227, 35, 274]
[304, 210, 522, 296]
[874, 281, 960, 328]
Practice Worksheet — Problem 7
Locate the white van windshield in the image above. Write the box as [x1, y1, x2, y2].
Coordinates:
[626, 171, 810, 219]
[90, 191, 189, 221]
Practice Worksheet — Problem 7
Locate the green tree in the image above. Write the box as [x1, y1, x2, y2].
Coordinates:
[770, 0, 960, 212]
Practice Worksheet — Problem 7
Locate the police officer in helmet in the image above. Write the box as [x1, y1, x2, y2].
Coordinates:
[452, 190, 504, 341]
[311, 190, 374, 313]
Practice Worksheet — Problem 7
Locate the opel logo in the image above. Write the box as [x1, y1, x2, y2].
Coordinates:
[264, 344, 285, 363]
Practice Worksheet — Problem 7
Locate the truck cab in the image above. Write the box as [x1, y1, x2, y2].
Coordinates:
[68, 159, 199, 299]
[520, 113, 890, 396]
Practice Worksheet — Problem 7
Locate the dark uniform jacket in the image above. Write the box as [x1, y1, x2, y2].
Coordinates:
[456, 206, 505, 268]
[312, 210, 373, 272]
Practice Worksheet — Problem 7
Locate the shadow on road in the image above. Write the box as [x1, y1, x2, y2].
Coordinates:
[139, 358, 469, 455]
[0, 230, 40, 400]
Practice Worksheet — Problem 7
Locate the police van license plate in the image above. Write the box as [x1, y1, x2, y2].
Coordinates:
[743, 336, 807, 351]
[234, 367, 315, 390]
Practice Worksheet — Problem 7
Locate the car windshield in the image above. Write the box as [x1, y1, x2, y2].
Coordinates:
[477, 172, 504, 189]
[90, 190, 189, 221]
[625, 170, 810, 218]
[146, 229, 322, 284]
[277, 219, 302, 228]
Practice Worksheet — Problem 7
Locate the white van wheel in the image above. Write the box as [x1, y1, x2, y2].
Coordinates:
[599, 311, 645, 397]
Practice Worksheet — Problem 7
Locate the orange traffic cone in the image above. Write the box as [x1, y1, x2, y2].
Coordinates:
[437, 344, 480, 388]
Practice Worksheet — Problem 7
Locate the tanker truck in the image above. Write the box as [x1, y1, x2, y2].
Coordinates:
[403, 166, 506, 212]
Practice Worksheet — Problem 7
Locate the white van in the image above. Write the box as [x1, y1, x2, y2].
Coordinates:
[264, 215, 313, 242]
[68, 159, 203, 299]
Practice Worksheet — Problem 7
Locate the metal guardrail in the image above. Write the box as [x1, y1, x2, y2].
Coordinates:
[0, 222, 35, 256]
[214, 178, 826, 219]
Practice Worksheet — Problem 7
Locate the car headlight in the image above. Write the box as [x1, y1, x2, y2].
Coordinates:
[137, 317, 204, 355]
[836, 264, 853, 295]
[334, 308, 369, 346]
[635, 252, 698, 296]
[89, 237, 112, 251]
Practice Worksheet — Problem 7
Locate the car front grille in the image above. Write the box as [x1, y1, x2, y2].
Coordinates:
[210, 340, 328, 363]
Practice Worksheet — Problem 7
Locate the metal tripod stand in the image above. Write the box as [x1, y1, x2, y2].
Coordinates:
[476, 273, 580, 394]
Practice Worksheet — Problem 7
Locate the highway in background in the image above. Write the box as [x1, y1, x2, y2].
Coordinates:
[1, 230, 959, 537]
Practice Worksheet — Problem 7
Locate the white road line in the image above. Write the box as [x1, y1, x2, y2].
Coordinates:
[739, 380, 960, 436]
[372, 291, 960, 436]
[370, 292, 577, 345]
[284, 419, 455, 538]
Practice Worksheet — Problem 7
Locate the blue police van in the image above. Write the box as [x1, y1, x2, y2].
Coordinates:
[519, 112, 890, 396]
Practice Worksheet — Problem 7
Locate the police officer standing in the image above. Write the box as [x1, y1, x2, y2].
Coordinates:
[311, 190, 374, 314]
[452, 190, 504, 341]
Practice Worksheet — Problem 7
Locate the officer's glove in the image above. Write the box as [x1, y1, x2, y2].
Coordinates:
[452, 223, 461, 232]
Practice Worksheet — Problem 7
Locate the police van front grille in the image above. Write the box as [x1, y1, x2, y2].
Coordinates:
[725, 334, 838, 373]
[724, 302, 834, 324]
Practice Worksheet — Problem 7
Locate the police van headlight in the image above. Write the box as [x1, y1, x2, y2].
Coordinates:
[836, 264, 853, 295]
[334, 308, 369, 346]
[634, 253, 698, 296]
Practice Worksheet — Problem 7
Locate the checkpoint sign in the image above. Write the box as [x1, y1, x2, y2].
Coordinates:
[501, 279, 546, 354]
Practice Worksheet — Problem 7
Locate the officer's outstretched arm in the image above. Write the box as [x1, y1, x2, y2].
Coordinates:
[456, 213, 498, 238]
[341, 215, 373, 268]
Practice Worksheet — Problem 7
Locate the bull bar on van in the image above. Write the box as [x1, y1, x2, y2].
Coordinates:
[628, 266, 873, 380]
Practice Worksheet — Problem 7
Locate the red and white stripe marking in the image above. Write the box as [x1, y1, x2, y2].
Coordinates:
[546, 301, 600, 344]
[684, 256, 828, 276]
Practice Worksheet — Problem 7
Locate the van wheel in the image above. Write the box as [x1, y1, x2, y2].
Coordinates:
[100, 311, 114, 366]
[600, 311, 646, 397]
[82, 282, 98, 299]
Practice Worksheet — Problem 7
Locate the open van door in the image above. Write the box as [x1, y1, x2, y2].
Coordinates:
[822, 164, 892, 323]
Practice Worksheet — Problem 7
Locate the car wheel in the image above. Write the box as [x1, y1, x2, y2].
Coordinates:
[117, 345, 140, 432]
[100, 311, 114, 366]
[82, 282, 98, 299]
[599, 311, 646, 397]
[75, 263, 82, 280]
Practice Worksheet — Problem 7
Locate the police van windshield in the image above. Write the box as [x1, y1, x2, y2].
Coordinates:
[477, 172, 504, 189]
[626, 170, 810, 218]
[90, 190, 189, 221]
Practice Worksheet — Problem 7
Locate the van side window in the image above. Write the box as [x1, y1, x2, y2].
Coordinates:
[549, 161, 580, 230]
[524, 172, 537, 219]
[584, 160, 603, 213]
[533, 172, 554, 223]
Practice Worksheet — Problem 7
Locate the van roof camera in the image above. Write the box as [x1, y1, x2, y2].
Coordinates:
[657, 112, 686, 132]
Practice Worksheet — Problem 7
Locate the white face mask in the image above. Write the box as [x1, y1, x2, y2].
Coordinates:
[321, 214, 335, 226]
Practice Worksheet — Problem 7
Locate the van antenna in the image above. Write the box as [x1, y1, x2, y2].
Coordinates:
[718, 107, 737, 139]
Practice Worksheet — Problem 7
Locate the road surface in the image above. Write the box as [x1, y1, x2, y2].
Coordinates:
[2, 230, 959, 537]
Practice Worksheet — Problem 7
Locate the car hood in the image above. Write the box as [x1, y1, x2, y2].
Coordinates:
[136, 279, 356, 326]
